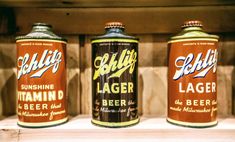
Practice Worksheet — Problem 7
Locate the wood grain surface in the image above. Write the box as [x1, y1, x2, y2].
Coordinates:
[1, 0, 235, 7]
[1, 115, 235, 142]
[12, 7, 235, 34]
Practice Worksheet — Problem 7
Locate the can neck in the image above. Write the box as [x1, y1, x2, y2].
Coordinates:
[31, 25, 52, 32]
[105, 28, 125, 34]
[182, 26, 203, 32]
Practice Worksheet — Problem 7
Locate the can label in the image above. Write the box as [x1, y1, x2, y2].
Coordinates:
[92, 39, 138, 126]
[16, 39, 67, 127]
[168, 39, 218, 126]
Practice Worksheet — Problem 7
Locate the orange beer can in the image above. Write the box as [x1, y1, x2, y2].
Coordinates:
[16, 23, 68, 127]
[167, 21, 219, 127]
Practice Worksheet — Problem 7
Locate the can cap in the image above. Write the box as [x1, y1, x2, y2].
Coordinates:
[182, 20, 203, 28]
[105, 22, 125, 29]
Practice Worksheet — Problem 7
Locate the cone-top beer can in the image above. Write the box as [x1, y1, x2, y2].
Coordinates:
[16, 23, 68, 128]
[91, 22, 139, 127]
[167, 20, 219, 127]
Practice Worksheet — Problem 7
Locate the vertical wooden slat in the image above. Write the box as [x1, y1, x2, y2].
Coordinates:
[66, 36, 81, 116]
[138, 35, 154, 115]
[139, 35, 168, 115]
[218, 34, 235, 115]
[0, 69, 16, 118]
[218, 34, 235, 65]
[0, 37, 16, 119]
[217, 66, 234, 116]
[80, 35, 92, 114]
[141, 67, 167, 116]
[0, 8, 16, 34]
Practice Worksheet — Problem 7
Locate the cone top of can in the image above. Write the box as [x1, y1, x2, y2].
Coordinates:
[105, 22, 125, 29]
[15, 22, 67, 42]
[182, 20, 203, 28]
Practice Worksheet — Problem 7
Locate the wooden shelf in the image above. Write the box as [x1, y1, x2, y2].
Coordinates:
[9, 6, 235, 35]
[0, 0, 235, 8]
[1, 115, 235, 141]
[1, 1, 235, 34]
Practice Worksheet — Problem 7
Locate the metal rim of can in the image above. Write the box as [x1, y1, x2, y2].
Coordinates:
[16, 38, 67, 43]
[91, 38, 139, 44]
[91, 118, 139, 128]
[168, 37, 218, 44]
[17, 117, 68, 128]
[166, 118, 218, 128]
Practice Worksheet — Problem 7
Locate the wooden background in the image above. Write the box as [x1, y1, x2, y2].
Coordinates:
[0, 1, 234, 119]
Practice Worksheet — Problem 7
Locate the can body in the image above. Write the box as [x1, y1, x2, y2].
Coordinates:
[91, 38, 139, 127]
[167, 38, 218, 127]
[16, 24, 68, 128]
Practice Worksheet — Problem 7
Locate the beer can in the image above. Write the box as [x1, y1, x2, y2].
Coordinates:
[91, 22, 139, 127]
[16, 23, 68, 128]
[167, 20, 219, 127]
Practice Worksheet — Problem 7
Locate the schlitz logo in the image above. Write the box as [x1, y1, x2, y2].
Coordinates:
[17, 50, 62, 79]
[93, 49, 137, 80]
[173, 49, 218, 80]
